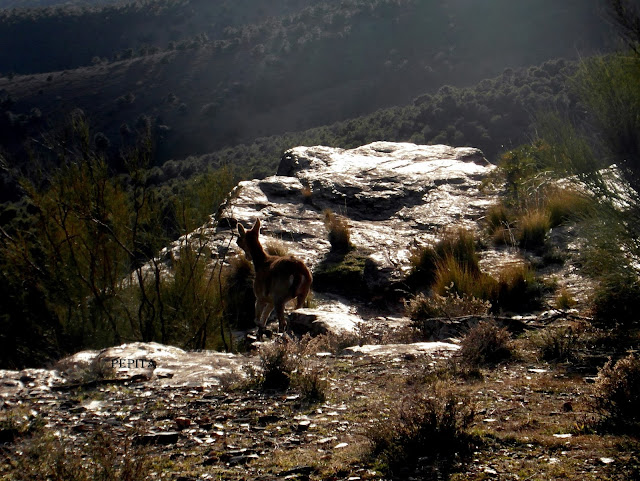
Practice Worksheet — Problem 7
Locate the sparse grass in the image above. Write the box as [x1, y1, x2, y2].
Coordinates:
[593, 353, 640, 431]
[324, 209, 352, 252]
[1, 429, 152, 481]
[458, 320, 513, 366]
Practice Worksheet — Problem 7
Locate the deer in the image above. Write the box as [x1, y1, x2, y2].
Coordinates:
[236, 219, 313, 340]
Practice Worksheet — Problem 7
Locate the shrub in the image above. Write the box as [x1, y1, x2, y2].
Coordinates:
[366, 388, 475, 478]
[534, 326, 581, 363]
[591, 273, 640, 327]
[458, 320, 513, 366]
[222, 255, 255, 330]
[324, 209, 352, 252]
[593, 353, 640, 430]
[254, 339, 296, 391]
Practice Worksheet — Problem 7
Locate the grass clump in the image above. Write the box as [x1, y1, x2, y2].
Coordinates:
[494, 262, 544, 313]
[517, 208, 551, 250]
[324, 209, 352, 252]
[408, 228, 480, 287]
[593, 353, 640, 431]
[366, 388, 475, 478]
[458, 320, 513, 366]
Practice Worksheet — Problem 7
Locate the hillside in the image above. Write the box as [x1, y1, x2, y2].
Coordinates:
[0, 0, 613, 170]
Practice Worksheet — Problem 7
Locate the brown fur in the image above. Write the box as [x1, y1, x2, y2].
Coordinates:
[237, 219, 312, 339]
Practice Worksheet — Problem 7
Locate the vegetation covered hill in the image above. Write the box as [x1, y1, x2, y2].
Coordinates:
[0, 0, 612, 171]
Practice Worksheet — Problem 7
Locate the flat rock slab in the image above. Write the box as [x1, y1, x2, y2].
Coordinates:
[290, 308, 362, 335]
[343, 341, 460, 358]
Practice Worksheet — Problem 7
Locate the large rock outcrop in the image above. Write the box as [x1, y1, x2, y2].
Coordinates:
[211, 141, 497, 279]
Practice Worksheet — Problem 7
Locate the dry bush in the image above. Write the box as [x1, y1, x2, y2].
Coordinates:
[406, 292, 491, 322]
[250, 337, 328, 402]
[459, 320, 513, 366]
[366, 386, 475, 478]
[533, 326, 581, 363]
[253, 339, 297, 391]
[593, 353, 640, 430]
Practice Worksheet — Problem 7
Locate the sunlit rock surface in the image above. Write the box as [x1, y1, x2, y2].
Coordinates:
[216, 141, 496, 274]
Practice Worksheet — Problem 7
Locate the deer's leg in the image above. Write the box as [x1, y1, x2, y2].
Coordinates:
[274, 301, 287, 334]
[254, 298, 269, 340]
[257, 301, 274, 339]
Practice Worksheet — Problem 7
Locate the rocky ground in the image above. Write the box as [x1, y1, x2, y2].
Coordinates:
[1, 326, 638, 480]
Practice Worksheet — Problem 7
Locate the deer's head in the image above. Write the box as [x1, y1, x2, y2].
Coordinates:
[236, 218, 262, 260]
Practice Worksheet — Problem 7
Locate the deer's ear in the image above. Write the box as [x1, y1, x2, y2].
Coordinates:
[252, 218, 261, 232]
[237, 223, 246, 237]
